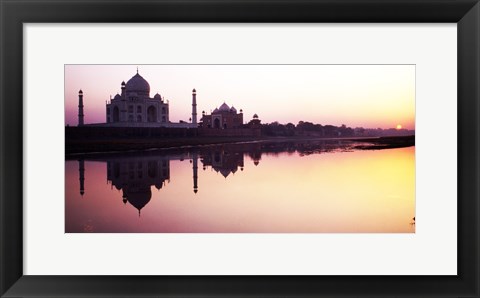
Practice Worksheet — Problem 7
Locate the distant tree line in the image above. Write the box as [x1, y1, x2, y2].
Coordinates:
[258, 121, 414, 137]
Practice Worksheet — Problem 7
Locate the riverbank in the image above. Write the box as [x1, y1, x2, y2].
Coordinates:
[66, 135, 267, 156]
[65, 134, 415, 156]
[351, 135, 415, 150]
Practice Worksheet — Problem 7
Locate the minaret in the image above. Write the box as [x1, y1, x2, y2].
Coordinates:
[78, 159, 85, 196]
[78, 90, 84, 126]
[192, 89, 197, 126]
[120, 81, 127, 122]
[121, 81, 126, 98]
[192, 152, 198, 194]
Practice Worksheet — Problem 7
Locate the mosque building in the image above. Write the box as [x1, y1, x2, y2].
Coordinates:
[200, 102, 244, 129]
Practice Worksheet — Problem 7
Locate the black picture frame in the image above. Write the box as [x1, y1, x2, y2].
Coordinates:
[1, 0, 479, 297]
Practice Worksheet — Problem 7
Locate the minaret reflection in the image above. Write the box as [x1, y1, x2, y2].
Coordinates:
[192, 152, 198, 194]
[78, 159, 85, 196]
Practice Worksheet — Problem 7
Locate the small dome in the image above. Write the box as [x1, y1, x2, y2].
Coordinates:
[253, 114, 258, 119]
[78, 89, 83, 94]
[154, 93, 162, 100]
[114, 93, 121, 100]
[218, 102, 230, 111]
[212, 108, 219, 113]
[192, 88, 196, 93]
[121, 81, 126, 86]
[125, 72, 150, 96]
[230, 106, 237, 113]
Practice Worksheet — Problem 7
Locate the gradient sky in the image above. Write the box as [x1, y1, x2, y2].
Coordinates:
[65, 64, 415, 129]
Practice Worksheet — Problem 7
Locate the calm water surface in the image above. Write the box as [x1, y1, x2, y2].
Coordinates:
[65, 140, 415, 233]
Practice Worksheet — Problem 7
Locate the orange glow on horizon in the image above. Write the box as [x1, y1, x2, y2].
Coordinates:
[64, 65, 415, 130]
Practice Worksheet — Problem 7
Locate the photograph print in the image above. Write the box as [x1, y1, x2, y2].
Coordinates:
[65, 64, 415, 233]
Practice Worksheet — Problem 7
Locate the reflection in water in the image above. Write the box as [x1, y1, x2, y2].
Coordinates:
[106, 156, 170, 215]
[65, 140, 415, 233]
[201, 150, 244, 178]
[79, 159, 85, 196]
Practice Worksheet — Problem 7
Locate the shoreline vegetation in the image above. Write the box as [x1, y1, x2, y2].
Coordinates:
[66, 134, 414, 157]
[351, 135, 415, 150]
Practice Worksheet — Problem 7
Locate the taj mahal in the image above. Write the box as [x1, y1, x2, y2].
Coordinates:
[106, 70, 175, 126]
[77, 69, 255, 129]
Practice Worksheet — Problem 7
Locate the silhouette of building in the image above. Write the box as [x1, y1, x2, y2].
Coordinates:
[74, 69, 265, 138]
[106, 70, 170, 125]
[78, 70, 198, 128]
[200, 102, 243, 129]
[247, 113, 261, 129]
[78, 90, 84, 126]
[191, 89, 198, 126]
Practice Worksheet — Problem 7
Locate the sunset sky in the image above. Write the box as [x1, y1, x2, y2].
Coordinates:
[64, 64, 415, 129]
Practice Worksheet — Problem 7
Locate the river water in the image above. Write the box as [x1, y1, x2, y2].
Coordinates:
[65, 140, 415, 233]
